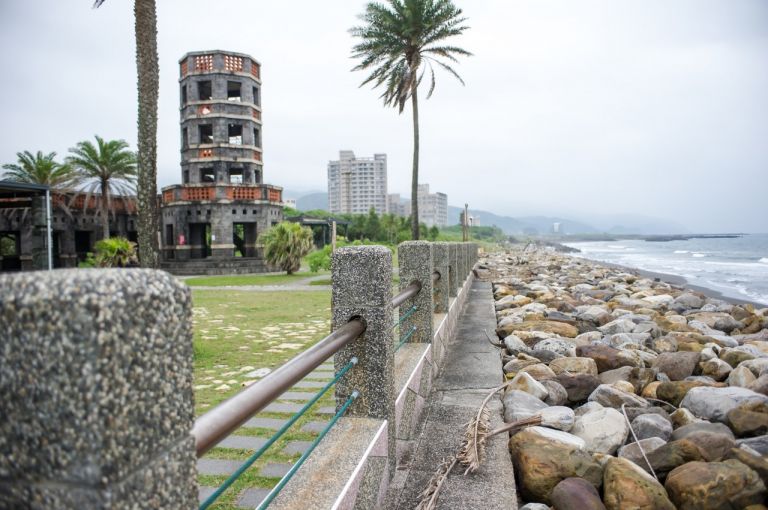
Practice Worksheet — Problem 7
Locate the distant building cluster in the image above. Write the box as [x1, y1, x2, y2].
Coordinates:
[417, 184, 448, 227]
[326, 151, 447, 226]
[327, 151, 388, 215]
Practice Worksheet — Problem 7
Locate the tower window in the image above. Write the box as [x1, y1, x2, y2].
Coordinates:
[181, 85, 187, 105]
[252, 86, 260, 106]
[227, 81, 241, 102]
[201, 168, 215, 182]
[199, 124, 213, 144]
[229, 168, 243, 184]
[182, 128, 188, 149]
[228, 124, 242, 145]
[198, 81, 212, 100]
[253, 128, 260, 147]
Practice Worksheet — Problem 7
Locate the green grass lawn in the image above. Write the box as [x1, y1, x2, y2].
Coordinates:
[185, 271, 328, 287]
[192, 288, 334, 509]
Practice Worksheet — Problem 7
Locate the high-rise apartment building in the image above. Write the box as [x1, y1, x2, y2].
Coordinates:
[328, 151, 388, 215]
[417, 184, 448, 227]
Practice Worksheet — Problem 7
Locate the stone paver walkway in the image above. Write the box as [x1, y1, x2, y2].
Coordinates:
[197, 361, 335, 508]
[386, 280, 516, 509]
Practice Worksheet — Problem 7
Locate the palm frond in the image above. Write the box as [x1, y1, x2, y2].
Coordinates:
[457, 405, 489, 474]
[414, 456, 458, 510]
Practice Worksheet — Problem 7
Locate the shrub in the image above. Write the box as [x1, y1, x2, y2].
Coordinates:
[260, 222, 314, 274]
[306, 245, 332, 273]
[92, 237, 138, 267]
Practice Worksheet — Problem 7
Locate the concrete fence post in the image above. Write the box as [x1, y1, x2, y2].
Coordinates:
[458, 242, 468, 283]
[448, 243, 459, 297]
[432, 242, 450, 314]
[464, 242, 472, 275]
[0, 269, 197, 508]
[331, 246, 395, 468]
[398, 241, 434, 345]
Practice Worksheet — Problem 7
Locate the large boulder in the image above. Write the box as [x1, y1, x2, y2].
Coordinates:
[652, 351, 701, 381]
[508, 427, 603, 504]
[725, 447, 768, 487]
[550, 477, 607, 510]
[656, 380, 712, 407]
[507, 371, 549, 401]
[534, 337, 577, 357]
[665, 460, 766, 510]
[728, 365, 758, 388]
[540, 406, 576, 432]
[571, 407, 629, 455]
[588, 384, 649, 409]
[617, 437, 666, 469]
[502, 389, 548, 423]
[670, 422, 736, 461]
[555, 373, 601, 404]
[644, 439, 708, 477]
[680, 386, 768, 423]
[498, 320, 580, 339]
[631, 413, 673, 441]
[598, 318, 637, 335]
[699, 358, 732, 381]
[518, 363, 558, 381]
[602, 457, 675, 510]
[576, 344, 642, 373]
[550, 357, 598, 376]
[727, 401, 768, 437]
[541, 379, 569, 406]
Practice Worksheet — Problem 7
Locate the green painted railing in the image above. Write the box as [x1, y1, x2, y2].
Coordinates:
[198, 358, 358, 510]
[256, 390, 360, 509]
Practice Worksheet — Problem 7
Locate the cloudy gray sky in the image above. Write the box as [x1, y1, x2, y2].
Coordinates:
[1, 0, 766, 232]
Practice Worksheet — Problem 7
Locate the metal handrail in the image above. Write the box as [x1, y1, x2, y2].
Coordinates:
[193, 273, 430, 456]
[193, 318, 365, 456]
[391, 280, 422, 308]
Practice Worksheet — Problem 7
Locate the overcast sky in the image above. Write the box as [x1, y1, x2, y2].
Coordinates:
[1, 1, 766, 232]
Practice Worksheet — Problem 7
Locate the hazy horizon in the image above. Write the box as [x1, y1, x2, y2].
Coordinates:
[1, 1, 766, 233]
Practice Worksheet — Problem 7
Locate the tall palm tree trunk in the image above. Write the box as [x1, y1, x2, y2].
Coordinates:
[101, 179, 110, 239]
[134, 0, 160, 268]
[411, 85, 420, 240]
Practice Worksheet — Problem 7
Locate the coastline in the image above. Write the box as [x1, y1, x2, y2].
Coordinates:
[583, 257, 767, 309]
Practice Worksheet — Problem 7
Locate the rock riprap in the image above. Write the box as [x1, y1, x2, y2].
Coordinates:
[480, 248, 768, 509]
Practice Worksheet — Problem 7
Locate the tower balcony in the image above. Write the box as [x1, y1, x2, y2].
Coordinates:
[161, 184, 282, 205]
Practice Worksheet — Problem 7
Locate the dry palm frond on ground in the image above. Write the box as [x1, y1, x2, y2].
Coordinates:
[415, 382, 541, 509]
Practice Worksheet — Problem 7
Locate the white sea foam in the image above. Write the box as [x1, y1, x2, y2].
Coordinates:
[760, 257, 768, 264]
[692, 253, 706, 258]
[673, 250, 689, 254]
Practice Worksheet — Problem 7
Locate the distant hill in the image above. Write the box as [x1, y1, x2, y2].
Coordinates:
[295, 192, 328, 211]
[446, 207, 597, 235]
[285, 191, 686, 235]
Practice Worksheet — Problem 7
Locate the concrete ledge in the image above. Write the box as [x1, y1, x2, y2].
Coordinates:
[269, 417, 388, 510]
[272, 263, 477, 509]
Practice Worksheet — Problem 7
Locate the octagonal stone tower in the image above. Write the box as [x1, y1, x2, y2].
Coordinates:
[160, 50, 283, 270]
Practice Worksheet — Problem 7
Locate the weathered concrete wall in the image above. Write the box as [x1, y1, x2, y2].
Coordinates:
[0, 269, 197, 508]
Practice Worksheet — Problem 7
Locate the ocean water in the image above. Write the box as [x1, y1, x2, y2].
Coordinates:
[563, 234, 768, 306]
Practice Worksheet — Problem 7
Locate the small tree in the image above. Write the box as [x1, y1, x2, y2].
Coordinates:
[260, 222, 313, 274]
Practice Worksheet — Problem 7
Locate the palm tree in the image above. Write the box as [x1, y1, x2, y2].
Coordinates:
[351, 0, 470, 240]
[93, 0, 160, 267]
[67, 136, 137, 240]
[260, 222, 314, 274]
[2, 151, 80, 189]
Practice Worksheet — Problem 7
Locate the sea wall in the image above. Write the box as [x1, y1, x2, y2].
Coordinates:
[479, 247, 768, 510]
